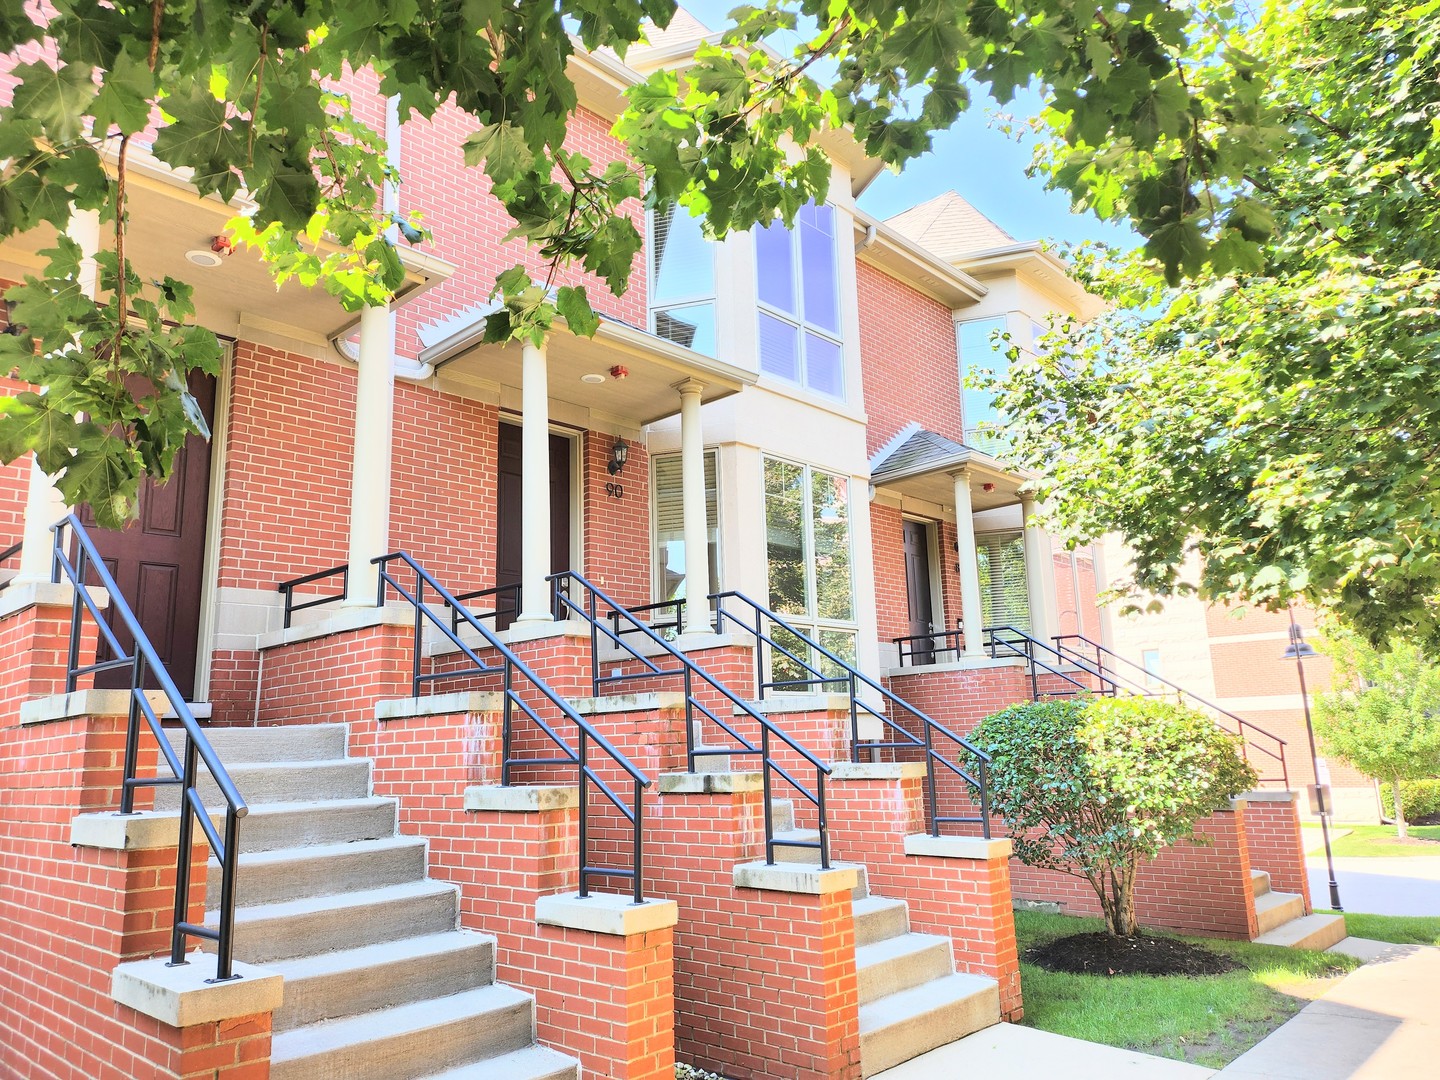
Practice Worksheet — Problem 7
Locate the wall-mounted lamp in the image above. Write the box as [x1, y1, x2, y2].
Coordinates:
[608, 439, 629, 475]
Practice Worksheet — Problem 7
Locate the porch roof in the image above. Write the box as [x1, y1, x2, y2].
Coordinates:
[869, 424, 1031, 511]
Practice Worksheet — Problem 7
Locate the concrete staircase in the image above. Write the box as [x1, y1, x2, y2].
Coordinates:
[165, 725, 578, 1080]
[1249, 867, 1347, 950]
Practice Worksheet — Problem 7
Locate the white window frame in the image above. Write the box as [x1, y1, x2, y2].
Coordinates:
[755, 204, 845, 399]
[648, 204, 718, 354]
[650, 447, 722, 605]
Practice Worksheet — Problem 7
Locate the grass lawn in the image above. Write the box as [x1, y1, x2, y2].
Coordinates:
[1302, 823, 1440, 857]
[1015, 910, 1360, 1068]
[1316, 910, 1440, 947]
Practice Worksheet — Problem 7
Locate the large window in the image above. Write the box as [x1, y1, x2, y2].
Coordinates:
[651, 204, 716, 355]
[756, 203, 844, 398]
[958, 316, 1010, 452]
[976, 530, 1029, 630]
[764, 457, 856, 683]
[652, 450, 720, 607]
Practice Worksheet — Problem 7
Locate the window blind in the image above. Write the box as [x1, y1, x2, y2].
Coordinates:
[976, 531, 1030, 630]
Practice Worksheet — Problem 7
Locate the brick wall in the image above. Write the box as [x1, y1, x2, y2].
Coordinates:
[1243, 797, 1311, 909]
[870, 503, 910, 643]
[583, 431, 650, 609]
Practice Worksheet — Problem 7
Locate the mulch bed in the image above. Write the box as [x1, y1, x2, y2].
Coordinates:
[1027, 932, 1241, 977]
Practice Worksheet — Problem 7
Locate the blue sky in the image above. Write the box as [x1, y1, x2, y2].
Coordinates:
[678, 2, 1137, 250]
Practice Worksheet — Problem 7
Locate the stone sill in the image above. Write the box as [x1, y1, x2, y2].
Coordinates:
[904, 833, 1013, 861]
[21, 688, 167, 726]
[426, 618, 593, 659]
[828, 761, 930, 782]
[257, 604, 414, 651]
[535, 892, 678, 937]
[71, 811, 183, 851]
[570, 692, 687, 715]
[658, 771, 764, 795]
[884, 656, 1028, 678]
[113, 956, 282, 1027]
[463, 785, 578, 812]
[1234, 789, 1299, 805]
[732, 861, 861, 895]
[0, 581, 107, 620]
[377, 692, 504, 721]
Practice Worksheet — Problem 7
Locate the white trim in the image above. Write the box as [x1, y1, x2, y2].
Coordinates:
[193, 341, 235, 702]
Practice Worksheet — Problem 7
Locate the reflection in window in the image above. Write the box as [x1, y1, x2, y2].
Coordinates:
[653, 449, 720, 611]
[959, 316, 1010, 452]
[756, 203, 844, 398]
[764, 456, 855, 685]
[651, 204, 716, 355]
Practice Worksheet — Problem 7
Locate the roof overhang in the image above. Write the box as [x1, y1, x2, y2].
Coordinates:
[852, 210, 989, 309]
[869, 425, 1034, 509]
[953, 242, 1105, 321]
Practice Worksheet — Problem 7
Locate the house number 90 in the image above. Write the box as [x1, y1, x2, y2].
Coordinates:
[605, 482, 624, 500]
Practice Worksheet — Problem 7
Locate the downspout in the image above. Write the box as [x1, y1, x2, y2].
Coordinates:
[854, 222, 878, 254]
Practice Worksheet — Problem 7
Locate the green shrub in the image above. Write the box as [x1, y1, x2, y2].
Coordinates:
[1378, 779, 1440, 822]
[972, 697, 1258, 937]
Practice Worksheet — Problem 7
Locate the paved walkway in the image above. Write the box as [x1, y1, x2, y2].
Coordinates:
[1308, 855, 1440, 916]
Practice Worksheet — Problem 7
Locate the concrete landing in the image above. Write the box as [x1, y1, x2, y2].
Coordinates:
[871, 1022, 1214, 1079]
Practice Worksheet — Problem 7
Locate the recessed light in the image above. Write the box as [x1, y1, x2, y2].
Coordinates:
[580, 373, 605, 384]
[185, 249, 225, 268]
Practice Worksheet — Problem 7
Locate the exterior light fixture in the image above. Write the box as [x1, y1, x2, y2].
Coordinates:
[1282, 613, 1342, 911]
[608, 439, 628, 475]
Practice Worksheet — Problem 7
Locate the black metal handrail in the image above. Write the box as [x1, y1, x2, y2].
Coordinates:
[51, 514, 247, 980]
[0, 537, 20, 593]
[979, 624, 1101, 700]
[1053, 631, 1289, 784]
[711, 591, 993, 839]
[610, 597, 684, 639]
[450, 581, 522, 633]
[372, 552, 651, 901]
[550, 572, 832, 867]
[277, 563, 348, 628]
[893, 626, 967, 667]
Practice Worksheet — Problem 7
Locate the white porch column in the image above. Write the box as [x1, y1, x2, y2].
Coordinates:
[14, 210, 101, 585]
[342, 302, 395, 607]
[950, 468, 985, 657]
[676, 378, 711, 637]
[1020, 493, 1058, 643]
[514, 339, 553, 626]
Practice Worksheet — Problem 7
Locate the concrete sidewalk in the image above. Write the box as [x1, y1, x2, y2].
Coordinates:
[1215, 939, 1440, 1079]
[1308, 855, 1440, 916]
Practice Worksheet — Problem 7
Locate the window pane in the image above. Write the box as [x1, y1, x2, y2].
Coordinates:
[764, 458, 807, 616]
[804, 333, 843, 398]
[959, 316, 1009, 450]
[799, 204, 839, 334]
[652, 205, 714, 304]
[653, 451, 720, 604]
[810, 471, 852, 621]
[817, 628, 857, 681]
[654, 303, 716, 355]
[755, 221, 795, 313]
[976, 532, 1029, 631]
[769, 624, 815, 689]
[759, 312, 800, 383]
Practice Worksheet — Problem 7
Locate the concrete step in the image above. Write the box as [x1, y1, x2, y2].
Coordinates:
[155, 758, 371, 811]
[416, 1045, 580, 1080]
[210, 835, 429, 908]
[268, 930, 495, 1032]
[771, 797, 795, 834]
[770, 828, 824, 863]
[858, 972, 1000, 1078]
[1251, 868, 1271, 898]
[212, 879, 458, 964]
[236, 797, 398, 853]
[853, 896, 909, 947]
[269, 984, 535, 1080]
[1254, 912, 1348, 951]
[1254, 889, 1305, 935]
[855, 932, 954, 1005]
[167, 723, 349, 764]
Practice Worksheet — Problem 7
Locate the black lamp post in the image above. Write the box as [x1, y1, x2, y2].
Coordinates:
[1282, 613, 1343, 911]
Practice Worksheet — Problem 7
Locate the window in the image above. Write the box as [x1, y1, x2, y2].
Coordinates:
[756, 203, 844, 398]
[650, 204, 716, 355]
[652, 450, 720, 608]
[975, 531, 1029, 630]
[1142, 648, 1163, 688]
[763, 457, 856, 683]
[958, 316, 1010, 452]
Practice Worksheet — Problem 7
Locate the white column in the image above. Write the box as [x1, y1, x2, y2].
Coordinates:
[514, 339, 553, 625]
[342, 302, 395, 607]
[1020, 493, 1058, 643]
[676, 379, 711, 637]
[951, 468, 985, 657]
[14, 210, 102, 585]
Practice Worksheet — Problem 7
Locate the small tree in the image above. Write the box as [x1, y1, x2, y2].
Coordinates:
[973, 697, 1257, 937]
[1314, 633, 1440, 839]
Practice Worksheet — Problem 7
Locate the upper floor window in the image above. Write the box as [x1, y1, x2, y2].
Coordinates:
[958, 316, 1009, 453]
[755, 203, 843, 399]
[651, 204, 716, 356]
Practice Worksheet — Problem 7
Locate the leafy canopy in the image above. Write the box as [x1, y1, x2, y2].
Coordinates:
[991, 0, 1440, 646]
[973, 696, 1257, 936]
[2, 0, 1290, 523]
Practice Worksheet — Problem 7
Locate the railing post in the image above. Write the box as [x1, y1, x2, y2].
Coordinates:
[169, 737, 200, 967]
[119, 665, 144, 815]
[978, 759, 992, 840]
[578, 729, 590, 899]
[501, 664, 514, 787]
[815, 772, 830, 870]
[683, 666, 696, 771]
[632, 780, 644, 905]
[411, 569, 424, 697]
[588, 584, 600, 698]
[754, 609, 765, 700]
[760, 726, 775, 864]
[848, 673, 861, 764]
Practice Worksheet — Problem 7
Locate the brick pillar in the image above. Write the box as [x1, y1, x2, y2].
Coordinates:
[0, 584, 101, 724]
[1237, 791, 1312, 911]
[826, 763, 1023, 1021]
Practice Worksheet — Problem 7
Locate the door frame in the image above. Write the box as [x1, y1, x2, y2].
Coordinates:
[190, 340, 234, 704]
[902, 514, 944, 637]
[496, 414, 584, 578]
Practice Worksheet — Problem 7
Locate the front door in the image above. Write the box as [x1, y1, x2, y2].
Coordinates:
[495, 422, 572, 627]
[87, 370, 217, 700]
[903, 519, 935, 664]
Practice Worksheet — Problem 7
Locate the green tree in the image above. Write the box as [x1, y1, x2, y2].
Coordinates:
[992, 0, 1440, 647]
[972, 697, 1257, 936]
[2, 1, 1293, 524]
[1314, 631, 1440, 838]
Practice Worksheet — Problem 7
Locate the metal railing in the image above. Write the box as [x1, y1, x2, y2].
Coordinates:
[980, 624, 1104, 700]
[51, 515, 247, 980]
[712, 591, 992, 839]
[1053, 632, 1289, 785]
[372, 552, 651, 901]
[609, 598, 684, 639]
[450, 582, 521, 633]
[550, 572, 832, 866]
[278, 564, 347, 628]
[0, 538, 20, 593]
[893, 625, 967, 667]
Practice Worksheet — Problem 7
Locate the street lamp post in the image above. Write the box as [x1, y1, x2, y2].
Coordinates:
[1282, 614, 1343, 911]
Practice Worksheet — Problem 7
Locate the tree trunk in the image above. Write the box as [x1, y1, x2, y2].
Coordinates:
[1115, 856, 1139, 936]
[1395, 776, 1408, 840]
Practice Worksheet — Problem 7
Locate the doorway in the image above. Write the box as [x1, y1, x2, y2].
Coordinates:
[902, 518, 936, 665]
[495, 421, 573, 627]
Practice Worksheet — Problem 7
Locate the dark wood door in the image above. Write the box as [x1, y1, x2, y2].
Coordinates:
[903, 519, 935, 664]
[86, 370, 217, 700]
[495, 422, 572, 627]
